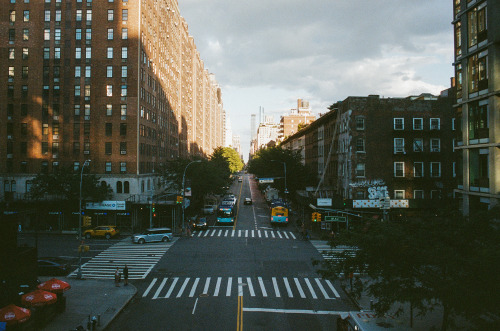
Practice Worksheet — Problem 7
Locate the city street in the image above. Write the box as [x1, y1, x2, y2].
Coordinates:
[108, 174, 356, 330]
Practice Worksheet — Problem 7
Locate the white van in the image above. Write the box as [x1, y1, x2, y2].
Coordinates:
[132, 228, 172, 244]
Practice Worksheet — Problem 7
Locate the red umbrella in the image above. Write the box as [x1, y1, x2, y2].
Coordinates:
[21, 289, 58, 307]
[37, 278, 71, 294]
[0, 304, 31, 326]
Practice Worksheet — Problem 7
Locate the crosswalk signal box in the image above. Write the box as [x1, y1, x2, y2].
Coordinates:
[312, 212, 322, 222]
[83, 216, 92, 227]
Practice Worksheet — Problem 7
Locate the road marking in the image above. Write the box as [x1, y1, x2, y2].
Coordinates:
[225, 230, 229, 237]
[283, 232, 289, 239]
[304, 278, 317, 299]
[271, 232, 275, 238]
[326, 279, 341, 298]
[203, 277, 211, 295]
[226, 277, 232, 296]
[197, 231, 203, 237]
[247, 277, 255, 297]
[251, 230, 255, 237]
[238, 277, 244, 296]
[245, 230, 248, 238]
[177, 278, 190, 298]
[189, 278, 200, 297]
[315, 278, 330, 299]
[258, 277, 267, 297]
[204, 230, 209, 237]
[237, 296, 243, 331]
[265, 231, 268, 238]
[152, 277, 167, 299]
[290, 232, 296, 240]
[283, 277, 293, 298]
[192, 298, 199, 315]
[258, 230, 261, 238]
[165, 277, 178, 298]
[277, 232, 283, 239]
[238, 230, 242, 237]
[142, 277, 157, 297]
[294, 278, 306, 298]
[211, 230, 216, 236]
[232, 230, 235, 237]
[214, 277, 221, 297]
[242, 308, 347, 315]
[272, 277, 280, 297]
[218, 230, 222, 236]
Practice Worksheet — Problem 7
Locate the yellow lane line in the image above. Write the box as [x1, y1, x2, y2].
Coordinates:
[237, 295, 243, 331]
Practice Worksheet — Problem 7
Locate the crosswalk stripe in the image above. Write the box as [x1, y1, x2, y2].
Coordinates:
[165, 277, 178, 298]
[225, 230, 229, 237]
[258, 277, 267, 297]
[143, 277, 157, 297]
[325, 279, 340, 298]
[277, 232, 282, 239]
[272, 277, 280, 297]
[251, 230, 255, 237]
[198, 231, 203, 237]
[203, 277, 211, 295]
[290, 232, 296, 240]
[153, 278, 168, 300]
[238, 230, 241, 237]
[245, 230, 249, 237]
[204, 230, 209, 237]
[177, 278, 190, 298]
[304, 278, 317, 299]
[226, 277, 232, 296]
[189, 278, 200, 297]
[283, 277, 293, 298]
[315, 278, 330, 299]
[218, 230, 222, 236]
[258, 230, 261, 238]
[283, 232, 289, 239]
[211, 230, 216, 236]
[214, 277, 221, 297]
[271, 232, 275, 238]
[238, 277, 244, 296]
[247, 277, 255, 297]
[294, 278, 306, 298]
[232, 230, 235, 237]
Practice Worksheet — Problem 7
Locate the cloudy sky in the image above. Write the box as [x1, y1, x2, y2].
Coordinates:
[177, 0, 454, 161]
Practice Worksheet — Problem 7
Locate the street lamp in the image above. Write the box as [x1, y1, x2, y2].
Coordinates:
[182, 160, 201, 231]
[77, 159, 91, 279]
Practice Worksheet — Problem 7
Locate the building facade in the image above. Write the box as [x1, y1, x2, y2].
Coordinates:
[1, 0, 224, 207]
[452, 0, 500, 214]
[279, 99, 316, 140]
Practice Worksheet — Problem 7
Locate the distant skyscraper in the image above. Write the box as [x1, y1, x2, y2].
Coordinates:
[250, 114, 256, 140]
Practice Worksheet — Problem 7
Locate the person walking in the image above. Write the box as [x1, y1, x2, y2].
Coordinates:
[114, 267, 121, 287]
[123, 265, 129, 286]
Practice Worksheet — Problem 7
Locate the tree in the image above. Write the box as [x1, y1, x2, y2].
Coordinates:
[211, 147, 244, 173]
[27, 166, 112, 203]
[315, 208, 500, 330]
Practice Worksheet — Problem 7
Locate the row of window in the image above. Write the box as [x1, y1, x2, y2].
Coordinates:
[354, 117, 445, 131]
[354, 190, 441, 200]
[3, 161, 128, 179]
[5, 103, 128, 120]
[353, 162, 444, 178]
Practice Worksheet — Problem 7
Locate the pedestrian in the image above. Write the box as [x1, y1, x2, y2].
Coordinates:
[354, 276, 363, 299]
[114, 267, 121, 287]
[123, 265, 129, 286]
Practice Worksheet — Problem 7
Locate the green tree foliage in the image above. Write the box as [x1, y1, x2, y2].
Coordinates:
[26, 166, 112, 202]
[247, 146, 317, 196]
[212, 147, 244, 173]
[315, 207, 500, 330]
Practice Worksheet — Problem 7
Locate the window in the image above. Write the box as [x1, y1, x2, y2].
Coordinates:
[430, 118, 440, 130]
[54, 28, 61, 41]
[121, 85, 127, 97]
[41, 161, 49, 174]
[55, 10, 61, 22]
[85, 28, 91, 40]
[394, 162, 404, 177]
[394, 190, 405, 199]
[430, 162, 441, 178]
[107, 28, 113, 40]
[394, 118, 404, 130]
[86, 10, 92, 22]
[75, 85, 81, 96]
[105, 123, 112, 136]
[413, 138, 423, 152]
[120, 162, 127, 174]
[120, 142, 127, 155]
[23, 29, 29, 41]
[106, 104, 112, 116]
[122, 28, 128, 40]
[120, 123, 127, 136]
[356, 138, 365, 152]
[468, 100, 488, 140]
[42, 142, 48, 155]
[85, 66, 91, 77]
[75, 47, 82, 59]
[107, 47, 113, 59]
[121, 66, 127, 78]
[468, 54, 488, 93]
[356, 116, 365, 130]
[430, 190, 441, 199]
[10, 10, 16, 23]
[413, 162, 424, 177]
[121, 47, 128, 59]
[120, 104, 127, 120]
[9, 29, 15, 41]
[22, 48, 28, 60]
[105, 162, 112, 173]
[106, 85, 113, 96]
[76, 10, 82, 21]
[44, 29, 51, 41]
[414, 190, 424, 199]
[430, 139, 441, 152]
[74, 104, 81, 116]
[108, 9, 114, 21]
[54, 47, 61, 59]
[413, 118, 423, 130]
[355, 163, 365, 177]
[75, 66, 81, 77]
[105, 142, 112, 155]
[52, 142, 59, 155]
[21, 123, 28, 135]
[8, 67, 15, 82]
[23, 10, 29, 22]
[106, 66, 113, 78]
[9, 48, 15, 60]
[76, 29, 82, 40]
[22, 66, 28, 79]
[84, 141, 90, 154]
[394, 138, 404, 153]
[122, 9, 128, 21]
[44, 10, 50, 22]
[116, 181, 122, 193]
[74, 162, 80, 172]
[468, 6, 487, 47]
[85, 47, 91, 59]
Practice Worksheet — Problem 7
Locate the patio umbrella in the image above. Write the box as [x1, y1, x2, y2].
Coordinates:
[37, 278, 71, 294]
[0, 304, 31, 326]
[21, 289, 58, 307]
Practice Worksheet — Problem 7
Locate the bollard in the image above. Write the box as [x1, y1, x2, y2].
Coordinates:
[97, 314, 101, 326]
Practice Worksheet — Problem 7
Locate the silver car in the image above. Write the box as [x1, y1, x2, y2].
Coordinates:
[132, 228, 172, 244]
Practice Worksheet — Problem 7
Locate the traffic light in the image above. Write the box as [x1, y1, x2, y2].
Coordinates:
[317, 213, 322, 222]
[176, 196, 183, 204]
[312, 212, 318, 222]
[83, 216, 92, 227]
[152, 203, 156, 213]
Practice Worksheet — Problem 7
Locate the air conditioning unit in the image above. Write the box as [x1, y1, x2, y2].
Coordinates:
[84, 150, 90, 154]
[52, 135, 59, 140]
[120, 151, 127, 155]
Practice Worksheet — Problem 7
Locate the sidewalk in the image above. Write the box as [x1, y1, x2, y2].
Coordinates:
[40, 277, 136, 331]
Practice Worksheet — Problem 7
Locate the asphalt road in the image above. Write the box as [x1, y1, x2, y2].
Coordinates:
[109, 174, 356, 330]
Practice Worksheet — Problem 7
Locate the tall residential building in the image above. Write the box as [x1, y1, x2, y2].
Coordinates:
[279, 99, 316, 139]
[452, 0, 499, 213]
[250, 114, 256, 140]
[1, 1, 224, 223]
[256, 116, 279, 150]
[232, 135, 241, 156]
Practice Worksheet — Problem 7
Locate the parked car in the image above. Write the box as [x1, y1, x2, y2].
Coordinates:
[83, 225, 119, 239]
[193, 218, 208, 231]
[132, 228, 172, 244]
[37, 257, 72, 276]
[202, 204, 216, 215]
[238, 176, 243, 182]
[244, 198, 253, 205]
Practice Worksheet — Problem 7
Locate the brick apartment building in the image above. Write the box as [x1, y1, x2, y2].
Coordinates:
[452, 0, 500, 214]
[282, 92, 456, 216]
[0, 0, 224, 229]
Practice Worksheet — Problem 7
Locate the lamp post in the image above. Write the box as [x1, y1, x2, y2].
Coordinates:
[182, 160, 201, 231]
[77, 159, 91, 279]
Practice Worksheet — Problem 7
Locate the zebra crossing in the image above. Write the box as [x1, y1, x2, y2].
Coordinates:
[311, 240, 358, 264]
[142, 276, 341, 300]
[193, 229, 298, 240]
[68, 237, 176, 280]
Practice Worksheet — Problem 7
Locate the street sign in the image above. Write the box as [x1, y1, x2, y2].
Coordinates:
[182, 198, 190, 209]
[324, 216, 347, 222]
[259, 178, 274, 184]
[317, 198, 332, 207]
